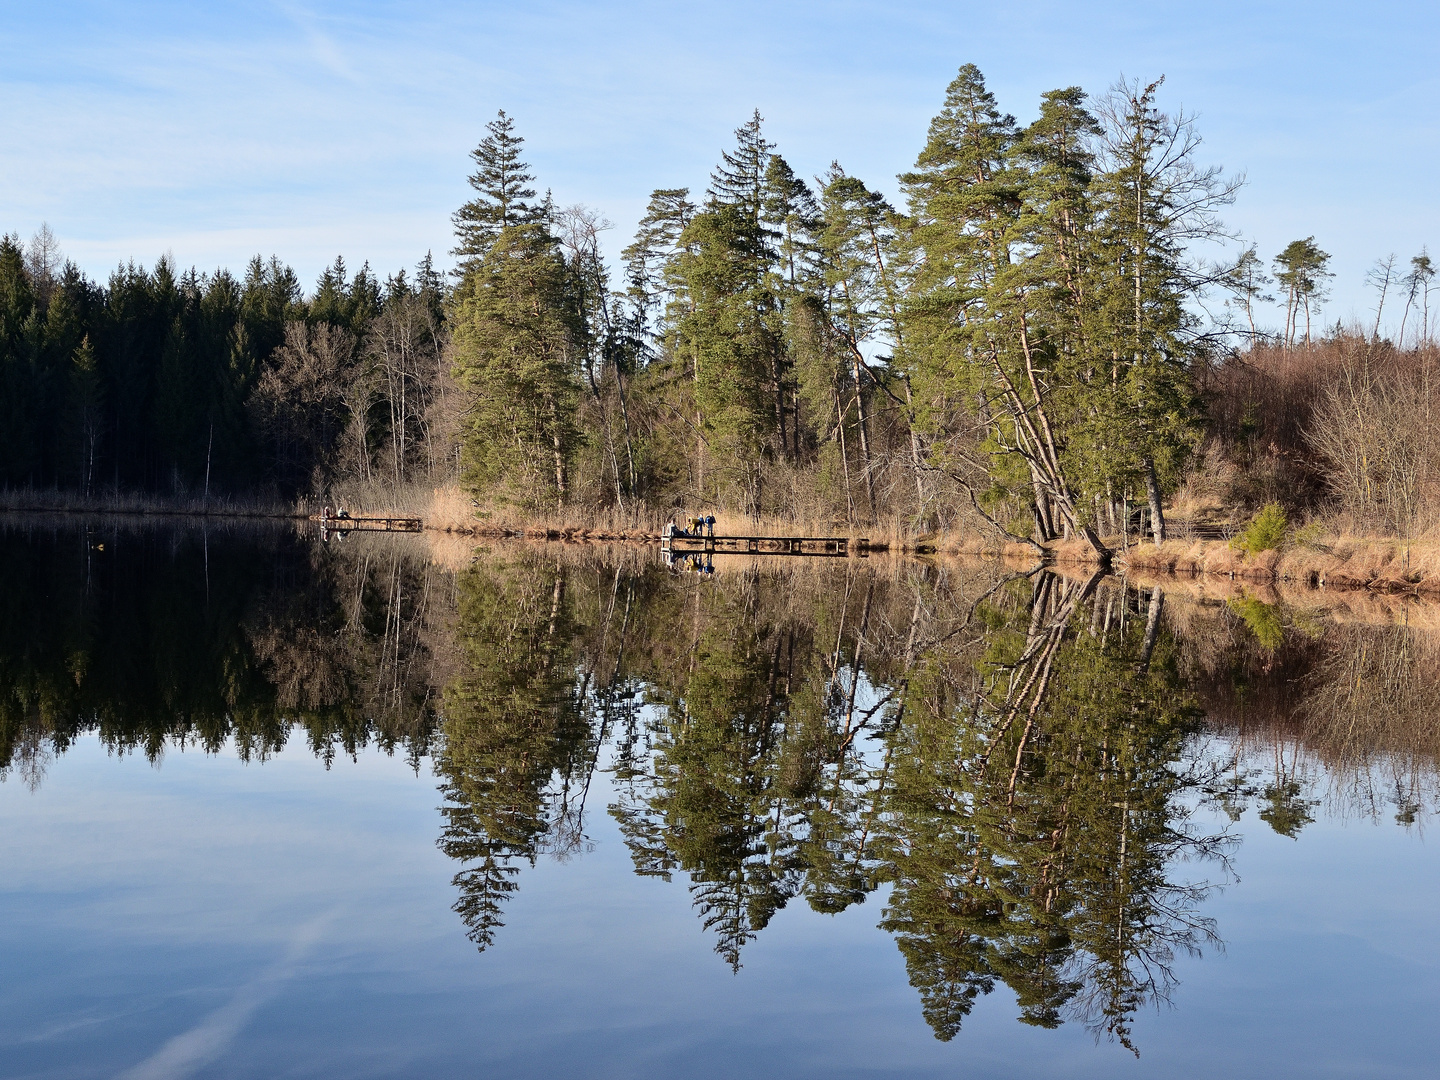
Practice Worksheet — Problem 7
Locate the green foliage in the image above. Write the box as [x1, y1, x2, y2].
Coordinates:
[1231, 501, 1289, 555]
[1258, 780, 1316, 838]
[1273, 236, 1332, 344]
[450, 223, 584, 508]
[436, 558, 588, 949]
[0, 220, 451, 498]
[0, 67, 1248, 534]
[452, 110, 543, 266]
[895, 68, 1220, 545]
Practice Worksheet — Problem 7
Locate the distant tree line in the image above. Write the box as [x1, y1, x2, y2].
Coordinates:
[0, 230, 452, 499]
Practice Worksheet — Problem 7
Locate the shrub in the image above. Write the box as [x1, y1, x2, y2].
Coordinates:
[1231, 502, 1288, 555]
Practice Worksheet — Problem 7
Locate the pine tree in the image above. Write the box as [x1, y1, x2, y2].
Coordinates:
[901, 66, 1099, 552]
[813, 166, 904, 521]
[622, 187, 696, 358]
[450, 223, 583, 508]
[1273, 237, 1331, 346]
[1399, 250, 1434, 345]
[763, 154, 821, 294]
[452, 110, 542, 266]
[1085, 77, 1233, 541]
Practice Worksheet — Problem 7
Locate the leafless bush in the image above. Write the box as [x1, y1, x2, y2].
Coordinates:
[1202, 334, 1440, 532]
[1307, 350, 1440, 535]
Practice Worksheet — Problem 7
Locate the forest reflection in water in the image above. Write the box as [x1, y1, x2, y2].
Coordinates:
[3, 522, 1439, 1052]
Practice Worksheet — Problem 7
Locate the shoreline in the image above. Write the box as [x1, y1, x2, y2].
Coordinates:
[9, 499, 1440, 598]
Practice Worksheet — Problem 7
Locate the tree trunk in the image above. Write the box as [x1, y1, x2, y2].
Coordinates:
[614, 364, 638, 496]
[849, 350, 877, 524]
[773, 354, 788, 460]
[585, 363, 624, 510]
[548, 396, 567, 504]
[900, 374, 926, 511]
[1031, 473, 1056, 541]
[836, 386, 855, 524]
[1143, 455, 1166, 543]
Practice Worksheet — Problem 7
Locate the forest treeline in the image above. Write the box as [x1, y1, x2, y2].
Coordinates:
[4, 63, 1436, 545]
[0, 232, 451, 499]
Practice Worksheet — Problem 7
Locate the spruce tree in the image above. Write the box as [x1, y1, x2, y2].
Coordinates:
[0, 234, 38, 484]
[68, 335, 104, 494]
[452, 110, 542, 266]
[1085, 77, 1232, 540]
[450, 223, 583, 508]
[699, 112, 792, 463]
[674, 204, 779, 506]
[707, 110, 775, 240]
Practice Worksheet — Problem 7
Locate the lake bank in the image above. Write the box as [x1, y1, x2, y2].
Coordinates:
[11, 484, 1440, 600]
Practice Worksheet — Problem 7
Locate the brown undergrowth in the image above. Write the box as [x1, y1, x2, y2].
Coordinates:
[1118, 536, 1440, 594]
[418, 483, 921, 550]
[411, 485, 1440, 600]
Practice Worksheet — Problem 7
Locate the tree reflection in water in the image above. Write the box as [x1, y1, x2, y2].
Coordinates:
[437, 552, 1234, 1048]
[8, 526, 1440, 1049]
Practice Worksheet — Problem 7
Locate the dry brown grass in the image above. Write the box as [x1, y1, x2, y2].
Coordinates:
[420, 483, 948, 551]
[1115, 532, 1440, 595]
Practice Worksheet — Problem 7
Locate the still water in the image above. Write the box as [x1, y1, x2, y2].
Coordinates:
[2, 521, 1438, 1078]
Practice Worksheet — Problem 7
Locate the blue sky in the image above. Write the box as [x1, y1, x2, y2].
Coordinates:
[3, 0, 1437, 331]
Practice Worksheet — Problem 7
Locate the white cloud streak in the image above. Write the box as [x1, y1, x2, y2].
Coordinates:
[117, 910, 338, 1080]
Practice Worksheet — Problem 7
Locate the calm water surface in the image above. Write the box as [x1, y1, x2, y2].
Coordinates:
[2, 522, 1438, 1078]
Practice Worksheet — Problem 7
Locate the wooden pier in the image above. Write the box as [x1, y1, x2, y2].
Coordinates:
[313, 512, 422, 534]
[662, 533, 868, 558]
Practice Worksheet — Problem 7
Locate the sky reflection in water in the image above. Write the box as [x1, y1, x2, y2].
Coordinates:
[1, 524, 1438, 1078]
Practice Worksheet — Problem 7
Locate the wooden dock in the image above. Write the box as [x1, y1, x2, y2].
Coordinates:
[662, 534, 868, 558]
[313, 512, 422, 534]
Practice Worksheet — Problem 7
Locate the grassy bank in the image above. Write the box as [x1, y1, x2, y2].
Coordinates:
[1118, 535, 1440, 593]
[415, 484, 925, 551]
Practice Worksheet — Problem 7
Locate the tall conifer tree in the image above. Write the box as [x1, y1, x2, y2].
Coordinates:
[453, 111, 542, 267]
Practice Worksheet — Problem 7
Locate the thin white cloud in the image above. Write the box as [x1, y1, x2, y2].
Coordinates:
[117, 911, 337, 1080]
[273, 1, 361, 83]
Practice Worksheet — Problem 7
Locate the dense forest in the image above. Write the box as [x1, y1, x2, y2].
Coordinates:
[3, 64, 1436, 546]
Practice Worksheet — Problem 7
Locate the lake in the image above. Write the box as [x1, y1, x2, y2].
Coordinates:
[2, 521, 1437, 1079]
